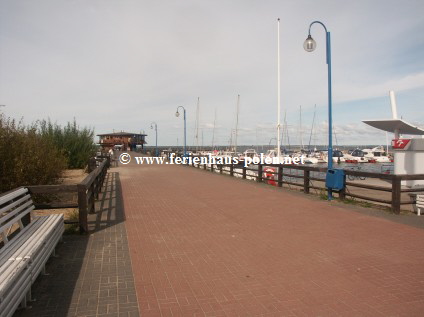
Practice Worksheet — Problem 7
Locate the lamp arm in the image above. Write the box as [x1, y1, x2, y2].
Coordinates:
[308, 21, 330, 65]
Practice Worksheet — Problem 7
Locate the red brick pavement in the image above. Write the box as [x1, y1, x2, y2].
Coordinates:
[118, 156, 424, 316]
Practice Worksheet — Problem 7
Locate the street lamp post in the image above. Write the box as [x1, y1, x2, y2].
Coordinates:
[175, 106, 187, 157]
[304, 20, 333, 200]
[150, 122, 158, 156]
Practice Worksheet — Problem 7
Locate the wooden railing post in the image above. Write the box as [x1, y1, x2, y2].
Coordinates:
[230, 164, 234, 177]
[339, 173, 346, 200]
[303, 170, 310, 194]
[219, 164, 223, 174]
[257, 164, 263, 182]
[392, 175, 401, 214]
[88, 157, 97, 173]
[278, 166, 283, 187]
[211, 164, 214, 173]
[77, 183, 88, 234]
[242, 166, 247, 179]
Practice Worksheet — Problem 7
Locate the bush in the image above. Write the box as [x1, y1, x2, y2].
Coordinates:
[38, 119, 97, 169]
[0, 114, 67, 193]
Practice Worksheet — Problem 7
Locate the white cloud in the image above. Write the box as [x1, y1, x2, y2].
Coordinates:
[0, 0, 423, 146]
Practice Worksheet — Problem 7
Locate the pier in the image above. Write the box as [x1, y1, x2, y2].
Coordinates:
[13, 153, 424, 316]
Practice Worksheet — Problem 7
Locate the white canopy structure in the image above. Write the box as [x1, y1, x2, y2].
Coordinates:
[362, 119, 424, 135]
[362, 91, 424, 186]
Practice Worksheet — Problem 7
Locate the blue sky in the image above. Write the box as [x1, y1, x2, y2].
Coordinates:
[1, 0, 423, 147]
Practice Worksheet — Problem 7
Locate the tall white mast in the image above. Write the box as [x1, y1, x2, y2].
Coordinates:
[235, 94, 240, 154]
[277, 18, 281, 157]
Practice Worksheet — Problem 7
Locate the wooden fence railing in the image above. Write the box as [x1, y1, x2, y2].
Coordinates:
[188, 160, 424, 214]
[26, 156, 110, 233]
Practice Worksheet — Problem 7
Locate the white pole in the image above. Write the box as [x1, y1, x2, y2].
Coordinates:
[277, 18, 281, 158]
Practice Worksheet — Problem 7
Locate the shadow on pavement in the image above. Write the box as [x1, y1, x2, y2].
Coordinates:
[14, 171, 139, 317]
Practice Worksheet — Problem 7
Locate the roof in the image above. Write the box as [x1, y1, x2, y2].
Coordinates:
[362, 119, 424, 135]
[97, 131, 147, 137]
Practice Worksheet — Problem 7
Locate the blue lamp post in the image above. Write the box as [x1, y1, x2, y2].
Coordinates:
[150, 122, 158, 156]
[304, 21, 333, 200]
[175, 106, 187, 157]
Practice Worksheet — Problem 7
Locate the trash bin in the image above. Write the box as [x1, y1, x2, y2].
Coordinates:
[325, 169, 345, 191]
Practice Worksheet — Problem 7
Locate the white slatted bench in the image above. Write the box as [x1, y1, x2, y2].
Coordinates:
[0, 188, 64, 317]
[408, 192, 424, 216]
[417, 194, 424, 216]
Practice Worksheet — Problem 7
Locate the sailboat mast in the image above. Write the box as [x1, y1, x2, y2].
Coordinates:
[282, 110, 287, 147]
[277, 18, 281, 157]
[235, 94, 240, 154]
[299, 105, 304, 150]
[308, 104, 316, 150]
[211, 108, 216, 149]
[195, 97, 200, 151]
[284, 110, 291, 150]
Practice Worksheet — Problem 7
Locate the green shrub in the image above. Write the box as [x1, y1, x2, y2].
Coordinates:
[0, 114, 67, 193]
[38, 119, 96, 169]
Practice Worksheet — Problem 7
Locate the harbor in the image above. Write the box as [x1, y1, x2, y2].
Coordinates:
[1, 1, 424, 316]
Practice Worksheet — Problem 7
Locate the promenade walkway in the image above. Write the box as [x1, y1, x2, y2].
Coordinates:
[16, 153, 424, 316]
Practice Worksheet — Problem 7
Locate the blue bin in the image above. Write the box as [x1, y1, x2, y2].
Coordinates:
[325, 169, 345, 191]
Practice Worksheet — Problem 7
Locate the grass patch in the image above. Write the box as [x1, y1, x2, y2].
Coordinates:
[64, 209, 80, 234]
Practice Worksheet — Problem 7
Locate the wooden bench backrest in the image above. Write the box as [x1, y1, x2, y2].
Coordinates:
[0, 188, 35, 245]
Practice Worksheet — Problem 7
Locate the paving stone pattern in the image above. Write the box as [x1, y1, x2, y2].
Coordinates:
[119, 157, 424, 317]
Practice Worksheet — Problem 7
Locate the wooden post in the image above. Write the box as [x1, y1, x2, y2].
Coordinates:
[242, 166, 247, 179]
[77, 183, 88, 234]
[278, 166, 283, 187]
[392, 175, 401, 214]
[339, 174, 346, 200]
[230, 164, 234, 177]
[257, 164, 263, 183]
[88, 157, 97, 173]
[303, 170, 310, 194]
[211, 164, 214, 173]
[219, 164, 223, 174]
[90, 183, 95, 213]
